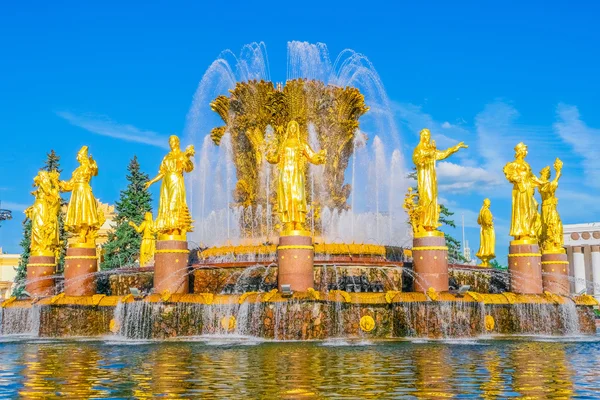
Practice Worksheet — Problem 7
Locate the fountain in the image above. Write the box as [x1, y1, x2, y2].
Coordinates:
[1, 41, 597, 341]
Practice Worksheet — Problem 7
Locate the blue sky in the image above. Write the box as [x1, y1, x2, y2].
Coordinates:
[1, 1, 599, 262]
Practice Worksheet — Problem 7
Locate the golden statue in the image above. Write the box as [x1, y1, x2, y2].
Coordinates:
[539, 158, 564, 253]
[476, 198, 496, 267]
[503, 142, 543, 242]
[25, 170, 61, 256]
[146, 135, 195, 240]
[266, 120, 326, 235]
[60, 146, 102, 246]
[403, 187, 423, 235]
[411, 129, 468, 235]
[129, 212, 156, 266]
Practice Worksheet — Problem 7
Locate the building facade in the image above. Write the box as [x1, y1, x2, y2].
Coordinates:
[563, 222, 600, 299]
[0, 249, 19, 299]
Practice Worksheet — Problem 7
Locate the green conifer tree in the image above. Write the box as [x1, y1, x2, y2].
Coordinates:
[41, 150, 68, 272]
[101, 156, 152, 270]
[13, 150, 66, 296]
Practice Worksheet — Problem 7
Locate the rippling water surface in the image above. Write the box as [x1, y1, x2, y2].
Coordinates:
[1, 335, 600, 398]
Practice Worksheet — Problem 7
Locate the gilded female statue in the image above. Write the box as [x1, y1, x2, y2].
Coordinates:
[412, 128, 467, 234]
[60, 146, 102, 245]
[26, 170, 61, 256]
[129, 212, 156, 266]
[476, 198, 495, 267]
[146, 135, 195, 240]
[538, 158, 564, 253]
[266, 120, 326, 235]
[503, 142, 543, 242]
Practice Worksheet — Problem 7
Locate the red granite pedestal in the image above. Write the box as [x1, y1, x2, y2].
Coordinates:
[277, 235, 314, 292]
[26, 255, 56, 296]
[154, 240, 189, 294]
[508, 241, 543, 294]
[412, 234, 449, 292]
[541, 251, 570, 296]
[64, 246, 97, 296]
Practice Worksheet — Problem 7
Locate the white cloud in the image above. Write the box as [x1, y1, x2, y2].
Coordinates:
[437, 161, 501, 192]
[56, 111, 169, 149]
[474, 102, 520, 173]
[393, 102, 470, 149]
[554, 104, 600, 188]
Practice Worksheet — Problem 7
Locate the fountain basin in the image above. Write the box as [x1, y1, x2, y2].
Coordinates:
[1, 292, 596, 340]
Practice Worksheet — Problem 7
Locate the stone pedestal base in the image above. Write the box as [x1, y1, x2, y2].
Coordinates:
[26, 255, 56, 297]
[413, 235, 449, 292]
[64, 246, 97, 296]
[508, 242, 543, 294]
[154, 240, 189, 294]
[277, 235, 314, 292]
[542, 252, 570, 296]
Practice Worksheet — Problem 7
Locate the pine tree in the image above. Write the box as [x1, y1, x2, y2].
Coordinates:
[13, 219, 31, 297]
[41, 150, 68, 272]
[439, 204, 468, 264]
[13, 150, 66, 296]
[101, 156, 152, 270]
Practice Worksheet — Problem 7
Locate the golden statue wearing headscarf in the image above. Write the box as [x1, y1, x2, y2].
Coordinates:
[60, 146, 103, 246]
[129, 212, 156, 266]
[266, 120, 326, 235]
[503, 142, 543, 242]
[146, 135, 195, 240]
[476, 198, 495, 267]
[411, 128, 467, 235]
[26, 170, 61, 256]
[538, 158, 564, 253]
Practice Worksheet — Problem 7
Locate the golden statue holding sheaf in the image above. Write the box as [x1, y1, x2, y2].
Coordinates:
[411, 128, 468, 236]
[503, 142, 543, 243]
[476, 198, 496, 267]
[60, 146, 103, 246]
[26, 170, 62, 256]
[538, 158, 564, 253]
[266, 120, 326, 235]
[129, 212, 156, 266]
[146, 135, 195, 240]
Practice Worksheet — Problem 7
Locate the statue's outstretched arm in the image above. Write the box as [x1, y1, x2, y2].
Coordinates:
[435, 142, 468, 161]
[303, 143, 326, 165]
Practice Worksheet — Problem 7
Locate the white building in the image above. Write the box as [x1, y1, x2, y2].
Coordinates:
[0, 249, 19, 299]
[563, 222, 600, 299]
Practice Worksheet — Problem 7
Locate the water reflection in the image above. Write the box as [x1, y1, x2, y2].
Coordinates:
[0, 338, 599, 398]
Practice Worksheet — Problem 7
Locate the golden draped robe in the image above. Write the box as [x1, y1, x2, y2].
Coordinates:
[154, 150, 194, 234]
[476, 205, 495, 260]
[412, 143, 461, 231]
[27, 174, 60, 255]
[130, 219, 156, 266]
[62, 160, 101, 232]
[267, 137, 323, 226]
[539, 179, 563, 251]
[503, 159, 541, 240]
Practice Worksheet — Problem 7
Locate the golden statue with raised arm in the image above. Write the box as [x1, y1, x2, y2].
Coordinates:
[146, 135, 195, 240]
[503, 142, 543, 242]
[476, 198, 496, 267]
[129, 212, 156, 266]
[26, 170, 61, 256]
[538, 158, 564, 253]
[60, 146, 102, 246]
[411, 128, 468, 236]
[266, 120, 326, 235]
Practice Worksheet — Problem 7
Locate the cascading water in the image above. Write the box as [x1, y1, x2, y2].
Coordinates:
[0, 305, 41, 336]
